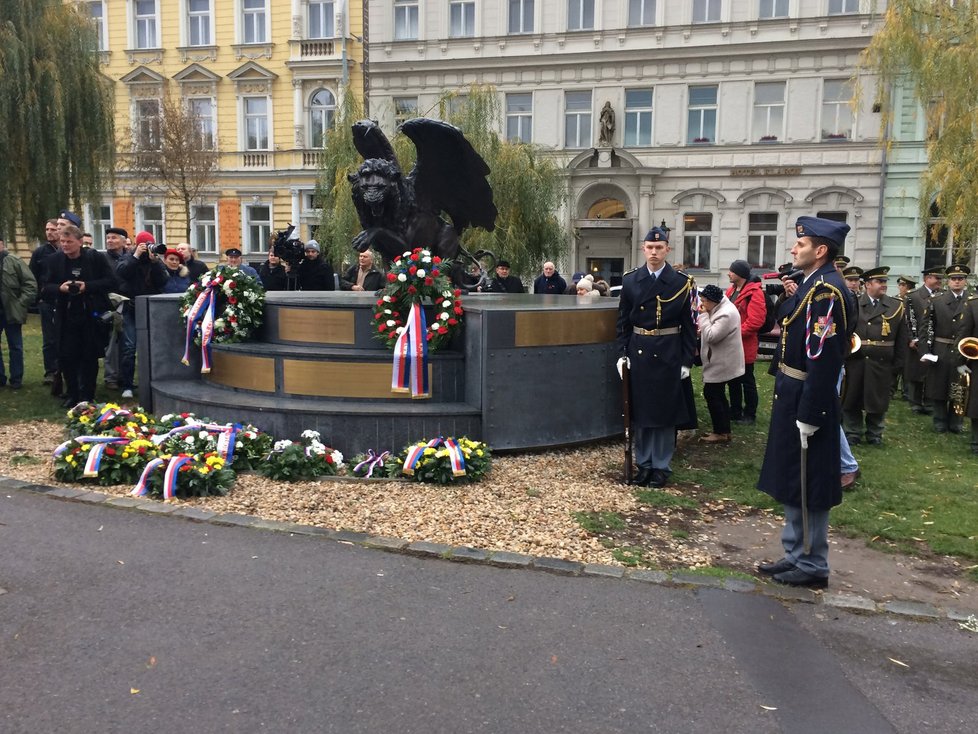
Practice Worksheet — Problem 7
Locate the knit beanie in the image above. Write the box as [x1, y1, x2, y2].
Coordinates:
[729, 259, 751, 281]
[576, 274, 594, 293]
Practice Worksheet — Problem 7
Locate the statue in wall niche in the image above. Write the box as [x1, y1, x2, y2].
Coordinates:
[348, 118, 498, 291]
[599, 102, 615, 147]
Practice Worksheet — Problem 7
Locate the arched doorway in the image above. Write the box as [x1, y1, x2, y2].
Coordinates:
[575, 186, 635, 287]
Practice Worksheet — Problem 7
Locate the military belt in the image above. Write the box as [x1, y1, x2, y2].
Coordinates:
[935, 337, 956, 345]
[633, 326, 681, 336]
[779, 364, 808, 381]
[861, 340, 894, 347]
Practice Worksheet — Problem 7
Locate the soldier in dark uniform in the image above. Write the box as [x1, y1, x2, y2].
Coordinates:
[893, 274, 916, 400]
[616, 226, 696, 489]
[842, 264, 863, 297]
[954, 291, 978, 454]
[921, 264, 971, 433]
[842, 267, 908, 445]
[757, 216, 855, 588]
[905, 267, 943, 413]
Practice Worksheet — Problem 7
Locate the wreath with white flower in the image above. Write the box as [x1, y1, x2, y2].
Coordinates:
[373, 247, 464, 352]
[180, 265, 265, 345]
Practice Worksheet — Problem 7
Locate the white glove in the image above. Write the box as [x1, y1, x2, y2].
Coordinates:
[680, 366, 691, 380]
[796, 420, 818, 449]
[958, 364, 973, 376]
[920, 353, 938, 363]
[616, 356, 630, 380]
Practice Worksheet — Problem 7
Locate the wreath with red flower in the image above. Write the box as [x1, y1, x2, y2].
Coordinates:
[179, 265, 265, 345]
[372, 248, 464, 352]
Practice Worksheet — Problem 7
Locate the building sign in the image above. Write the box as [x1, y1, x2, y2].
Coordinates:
[730, 166, 801, 177]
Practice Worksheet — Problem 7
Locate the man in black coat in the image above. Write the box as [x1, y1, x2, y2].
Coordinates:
[340, 249, 384, 292]
[616, 226, 696, 489]
[532, 262, 567, 295]
[296, 240, 335, 291]
[904, 267, 943, 414]
[756, 216, 855, 589]
[922, 264, 971, 433]
[483, 260, 525, 293]
[41, 225, 117, 407]
[29, 218, 62, 383]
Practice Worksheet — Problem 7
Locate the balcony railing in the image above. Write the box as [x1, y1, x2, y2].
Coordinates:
[299, 39, 336, 58]
[302, 150, 325, 168]
[242, 152, 269, 168]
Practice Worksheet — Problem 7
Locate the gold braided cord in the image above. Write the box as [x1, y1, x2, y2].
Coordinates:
[779, 278, 849, 355]
[880, 301, 905, 325]
[655, 275, 693, 324]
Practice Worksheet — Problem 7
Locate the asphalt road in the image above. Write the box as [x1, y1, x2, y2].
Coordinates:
[2, 488, 977, 734]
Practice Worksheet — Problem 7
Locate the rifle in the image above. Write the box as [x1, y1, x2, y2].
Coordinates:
[621, 360, 633, 483]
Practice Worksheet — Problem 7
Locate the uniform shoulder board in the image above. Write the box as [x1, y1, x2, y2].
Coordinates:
[623, 266, 640, 276]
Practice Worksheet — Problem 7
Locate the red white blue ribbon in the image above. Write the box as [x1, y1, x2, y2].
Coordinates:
[353, 449, 390, 478]
[131, 457, 167, 497]
[391, 302, 430, 398]
[53, 435, 127, 458]
[182, 284, 217, 373]
[805, 292, 836, 360]
[162, 455, 194, 499]
[401, 437, 466, 477]
[151, 422, 240, 463]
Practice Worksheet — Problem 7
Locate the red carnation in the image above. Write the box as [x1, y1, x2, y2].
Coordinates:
[105, 447, 116, 456]
[376, 299, 384, 306]
[387, 273, 397, 282]
[408, 286, 417, 295]
[378, 323, 387, 332]
[454, 289, 461, 296]
[325, 455, 334, 464]
[454, 307, 463, 315]
[392, 311, 400, 317]
[424, 277, 433, 286]
[409, 265, 418, 275]
[426, 333, 433, 341]
[448, 318, 458, 325]
[410, 253, 419, 262]
[433, 256, 442, 264]
[438, 326, 448, 335]
[431, 270, 439, 277]
[374, 312, 383, 320]
[228, 296, 238, 305]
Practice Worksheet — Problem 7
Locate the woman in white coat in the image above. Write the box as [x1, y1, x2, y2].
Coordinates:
[697, 284, 745, 443]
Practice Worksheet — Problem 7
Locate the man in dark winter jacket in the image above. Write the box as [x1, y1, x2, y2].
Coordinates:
[532, 262, 567, 295]
[116, 231, 168, 399]
[296, 240, 335, 291]
[29, 218, 62, 383]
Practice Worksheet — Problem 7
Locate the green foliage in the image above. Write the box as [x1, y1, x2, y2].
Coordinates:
[0, 0, 115, 240]
[397, 437, 492, 484]
[860, 0, 978, 260]
[572, 510, 627, 534]
[258, 432, 343, 482]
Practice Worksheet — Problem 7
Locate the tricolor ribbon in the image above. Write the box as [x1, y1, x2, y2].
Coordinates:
[151, 422, 240, 462]
[391, 302, 430, 399]
[53, 435, 128, 459]
[401, 437, 466, 477]
[162, 455, 194, 499]
[182, 283, 218, 373]
[353, 449, 390, 478]
[131, 457, 167, 497]
[96, 407, 132, 425]
[804, 293, 836, 360]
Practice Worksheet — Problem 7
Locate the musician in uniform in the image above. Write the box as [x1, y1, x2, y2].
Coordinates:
[954, 291, 978, 454]
[905, 266, 943, 414]
[921, 264, 971, 434]
[616, 226, 696, 489]
[841, 267, 908, 445]
[757, 216, 855, 589]
[893, 275, 916, 399]
[842, 264, 863, 296]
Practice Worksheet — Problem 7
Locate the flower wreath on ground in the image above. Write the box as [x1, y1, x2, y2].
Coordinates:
[258, 430, 345, 482]
[180, 265, 265, 346]
[373, 247, 464, 352]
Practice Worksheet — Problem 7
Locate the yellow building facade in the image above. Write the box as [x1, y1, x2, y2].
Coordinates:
[82, 0, 363, 262]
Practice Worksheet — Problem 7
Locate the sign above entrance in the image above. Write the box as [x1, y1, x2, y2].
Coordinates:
[730, 166, 801, 177]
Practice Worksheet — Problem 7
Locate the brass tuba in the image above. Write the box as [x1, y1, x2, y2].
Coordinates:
[950, 337, 977, 416]
[959, 336, 978, 360]
[850, 333, 862, 354]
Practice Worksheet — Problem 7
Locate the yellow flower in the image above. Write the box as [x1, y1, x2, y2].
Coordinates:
[476, 450, 484, 457]
[436, 449, 448, 458]
[198, 467, 210, 475]
[79, 416, 90, 424]
[423, 447, 436, 456]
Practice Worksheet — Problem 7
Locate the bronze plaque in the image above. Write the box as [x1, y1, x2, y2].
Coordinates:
[278, 308, 355, 344]
[283, 360, 432, 399]
[514, 310, 617, 347]
[208, 352, 275, 392]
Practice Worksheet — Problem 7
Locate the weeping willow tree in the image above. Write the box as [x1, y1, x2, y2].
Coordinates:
[0, 0, 115, 241]
[317, 84, 565, 278]
[860, 0, 978, 264]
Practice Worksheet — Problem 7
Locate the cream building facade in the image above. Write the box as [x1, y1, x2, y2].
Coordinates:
[81, 0, 364, 260]
[365, 0, 885, 285]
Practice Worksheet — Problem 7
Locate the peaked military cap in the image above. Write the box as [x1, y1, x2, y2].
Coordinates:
[796, 216, 851, 250]
[861, 266, 890, 282]
[842, 265, 864, 279]
[896, 275, 917, 288]
[946, 264, 971, 277]
[833, 255, 851, 267]
[922, 266, 945, 276]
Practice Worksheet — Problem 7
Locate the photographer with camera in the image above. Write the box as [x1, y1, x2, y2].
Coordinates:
[115, 230, 168, 399]
[41, 225, 117, 407]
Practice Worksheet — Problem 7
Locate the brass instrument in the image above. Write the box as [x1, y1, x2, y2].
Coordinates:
[950, 336, 978, 416]
[850, 333, 862, 354]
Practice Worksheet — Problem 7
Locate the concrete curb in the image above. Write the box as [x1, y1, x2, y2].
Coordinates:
[3, 474, 976, 625]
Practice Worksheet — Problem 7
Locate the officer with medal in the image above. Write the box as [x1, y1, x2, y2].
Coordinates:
[757, 216, 855, 589]
[841, 266, 908, 445]
[616, 226, 696, 489]
[921, 264, 971, 433]
[905, 266, 944, 414]
[954, 287, 978, 455]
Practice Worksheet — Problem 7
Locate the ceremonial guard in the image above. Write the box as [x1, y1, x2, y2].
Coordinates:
[954, 291, 978, 454]
[757, 216, 855, 588]
[904, 267, 943, 413]
[921, 264, 971, 433]
[841, 267, 908, 445]
[616, 226, 696, 489]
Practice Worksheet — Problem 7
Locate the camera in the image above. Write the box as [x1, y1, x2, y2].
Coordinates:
[67, 281, 81, 295]
[273, 224, 305, 269]
[151, 243, 168, 256]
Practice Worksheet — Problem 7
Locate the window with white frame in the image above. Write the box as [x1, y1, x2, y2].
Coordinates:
[138, 204, 165, 243]
[188, 0, 212, 46]
[505, 93, 532, 143]
[624, 89, 653, 147]
[682, 212, 712, 270]
[308, 0, 335, 38]
[192, 204, 218, 254]
[628, 0, 655, 26]
[758, 0, 788, 18]
[134, 98, 161, 150]
[188, 97, 216, 149]
[687, 85, 717, 144]
[509, 0, 533, 33]
[567, 0, 594, 31]
[828, 0, 858, 14]
[394, 0, 419, 40]
[244, 204, 271, 254]
[753, 81, 785, 142]
[747, 213, 778, 269]
[692, 0, 721, 23]
[87, 1, 107, 51]
[309, 89, 336, 147]
[443, 94, 468, 121]
[242, 0, 268, 44]
[821, 79, 853, 140]
[564, 90, 592, 148]
[243, 97, 269, 150]
[394, 97, 418, 124]
[88, 203, 113, 250]
[134, 0, 159, 48]
[450, 1, 475, 37]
